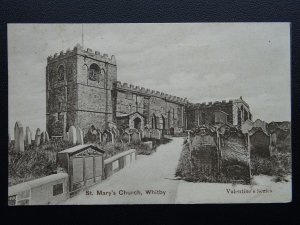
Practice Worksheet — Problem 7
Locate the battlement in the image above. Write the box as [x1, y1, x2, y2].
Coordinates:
[189, 99, 235, 109]
[47, 44, 116, 65]
[115, 81, 188, 104]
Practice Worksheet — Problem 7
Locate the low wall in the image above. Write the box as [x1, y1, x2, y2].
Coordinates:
[104, 149, 136, 179]
[8, 173, 69, 206]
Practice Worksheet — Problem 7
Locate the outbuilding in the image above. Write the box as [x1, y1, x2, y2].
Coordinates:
[57, 144, 105, 196]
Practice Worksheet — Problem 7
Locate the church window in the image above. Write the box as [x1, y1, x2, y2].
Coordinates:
[89, 63, 100, 81]
[57, 65, 65, 81]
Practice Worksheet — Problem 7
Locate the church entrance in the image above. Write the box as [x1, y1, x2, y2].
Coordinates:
[133, 117, 142, 130]
[170, 127, 174, 135]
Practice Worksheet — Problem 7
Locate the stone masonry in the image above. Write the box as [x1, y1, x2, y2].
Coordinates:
[46, 44, 252, 137]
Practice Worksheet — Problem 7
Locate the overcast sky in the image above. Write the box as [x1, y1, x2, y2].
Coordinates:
[8, 23, 290, 137]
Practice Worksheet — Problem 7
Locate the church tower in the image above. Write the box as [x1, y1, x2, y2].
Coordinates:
[46, 44, 117, 137]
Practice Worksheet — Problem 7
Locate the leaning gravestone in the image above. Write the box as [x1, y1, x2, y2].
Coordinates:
[14, 121, 24, 152]
[68, 126, 77, 145]
[76, 127, 84, 145]
[25, 126, 32, 145]
[35, 128, 41, 147]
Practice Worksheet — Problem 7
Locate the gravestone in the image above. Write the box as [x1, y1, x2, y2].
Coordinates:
[121, 132, 130, 143]
[76, 127, 84, 145]
[68, 126, 77, 145]
[63, 132, 69, 141]
[40, 132, 45, 144]
[110, 131, 115, 144]
[25, 126, 32, 145]
[131, 132, 140, 144]
[14, 121, 24, 152]
[44, 131, 49, 142]
[35, 128, 41, 147]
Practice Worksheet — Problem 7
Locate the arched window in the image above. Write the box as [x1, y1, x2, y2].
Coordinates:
[89, 63, 100, 81]
[57, 65, 65, 81]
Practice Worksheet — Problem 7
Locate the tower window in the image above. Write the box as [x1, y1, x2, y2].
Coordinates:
[57, 65, 65, 81]
[89, 63, 100, 81]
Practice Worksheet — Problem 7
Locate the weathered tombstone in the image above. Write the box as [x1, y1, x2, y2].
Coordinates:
[68, 126, 77, 145]
[25, 126, 32, 145]
[110, 131, 115, 144]
[131, 131, 140, 144]
[121, 132, 130, 143]
[76, 127, 84, 145]
[40, 132, 45, 144]
[35, 128, 41, 147]
[63, 132, 69, 141]
[102, 133, 108, 142]
[14, 121, 24, 152]
[44, 131, 49, 142]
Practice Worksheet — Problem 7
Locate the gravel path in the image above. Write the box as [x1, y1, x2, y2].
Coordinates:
[62, 137, 184, 204]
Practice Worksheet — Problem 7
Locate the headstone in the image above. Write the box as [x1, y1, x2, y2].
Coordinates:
[35, 128, 41, 147]
[14, 121, 24, 152]
[76, 127, 84, 145]
[99, 132, 103, 142]
[44, 131, 49, 142]
[40, 132, 45, 144]
[130, 131, 140, 144]
[68, 126, 77, 145]
[121, 132, 130, 143]
[144, 141, 153, 150]
[25, 126, 32, 145]
[110, 131, 115, 143]
[63, 132, 69, 141]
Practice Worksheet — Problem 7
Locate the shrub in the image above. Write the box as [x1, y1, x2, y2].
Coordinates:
[175, 140, 251, 184]
[250, 153, 291, 178]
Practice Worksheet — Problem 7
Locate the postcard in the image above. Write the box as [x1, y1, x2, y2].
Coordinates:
[8, 23, 291, 205]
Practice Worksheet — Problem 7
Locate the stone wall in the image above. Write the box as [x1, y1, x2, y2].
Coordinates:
[186, 98, 252, 130]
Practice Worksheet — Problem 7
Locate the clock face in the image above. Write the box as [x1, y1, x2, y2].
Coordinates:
[58, 66, 64, 81]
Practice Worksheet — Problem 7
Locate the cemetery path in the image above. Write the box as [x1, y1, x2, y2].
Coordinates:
[62, 137, 184, 204]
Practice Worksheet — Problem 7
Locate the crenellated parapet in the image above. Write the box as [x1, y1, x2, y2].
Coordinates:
[114, 81, 188, 105]
[47, 44, 116, 65]
[188, 99, 235, 109]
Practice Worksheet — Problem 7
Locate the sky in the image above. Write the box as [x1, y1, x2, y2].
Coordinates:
[8, 23, 291, 138]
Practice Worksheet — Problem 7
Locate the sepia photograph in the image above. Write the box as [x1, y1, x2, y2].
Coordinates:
[8, 23, 291, 205]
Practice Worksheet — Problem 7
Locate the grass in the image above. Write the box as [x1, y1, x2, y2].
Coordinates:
[8, 139, 74, 186]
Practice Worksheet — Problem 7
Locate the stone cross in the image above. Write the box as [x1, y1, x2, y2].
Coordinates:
[25, 126, 32, 146]
[35, 128, 41, 146]
[14, 121, 24, 152]
[68, 126, 77, 145]
[76, 127, 84, 145]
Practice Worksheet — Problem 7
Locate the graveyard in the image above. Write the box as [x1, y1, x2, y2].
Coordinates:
[9, 120, 171, 187]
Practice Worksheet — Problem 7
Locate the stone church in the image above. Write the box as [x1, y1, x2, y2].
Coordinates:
[46, 44, 252, 138]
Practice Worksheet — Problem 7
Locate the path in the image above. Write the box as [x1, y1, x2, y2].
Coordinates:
[62, 137, 184, 204]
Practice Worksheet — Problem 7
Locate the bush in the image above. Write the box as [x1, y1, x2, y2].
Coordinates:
[175, 141, 251, 184]
[8, 139, 73, 186]
[251, 153, 291, 178]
